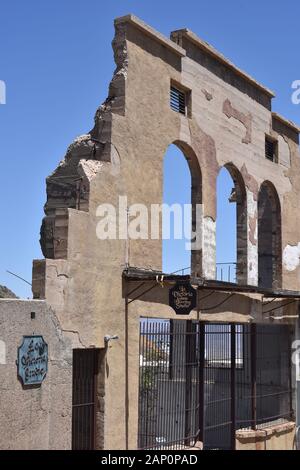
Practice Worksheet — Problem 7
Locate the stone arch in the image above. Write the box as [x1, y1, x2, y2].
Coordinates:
[217, 163, 248, 284]
[163, 140, 202, 277]
[258, 181, 282, 289]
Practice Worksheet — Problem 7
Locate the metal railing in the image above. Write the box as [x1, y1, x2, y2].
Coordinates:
[216, 262, 237, 283]
[171, 266, 190, 275]
[170, 263, 237, 283]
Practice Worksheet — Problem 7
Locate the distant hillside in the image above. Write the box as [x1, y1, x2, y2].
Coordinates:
[0, 285, 18, 299]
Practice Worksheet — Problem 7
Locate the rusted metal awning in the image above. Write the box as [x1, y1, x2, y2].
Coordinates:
[123, 266, 300, 299]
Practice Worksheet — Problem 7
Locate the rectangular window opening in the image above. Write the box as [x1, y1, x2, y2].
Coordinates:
[170, 84, 190, 116]
[265, 136, 278, 162]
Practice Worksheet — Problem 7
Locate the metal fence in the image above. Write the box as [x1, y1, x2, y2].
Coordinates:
[138, 319, 293, 450]
[138, 319, 201, 449]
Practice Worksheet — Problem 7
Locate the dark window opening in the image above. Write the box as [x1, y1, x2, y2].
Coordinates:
[170, 86, 187, 115]
[265, 136, 278, 162]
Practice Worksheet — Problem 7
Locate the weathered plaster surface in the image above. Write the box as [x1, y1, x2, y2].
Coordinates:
[247, 189, 258, 285]
[223, 98, 252, 144]
[202, 216, 216, 279]
[0, 340, 5, 365]
[32, 15, 300, 450]
[78, 159, 103, 182]
[278, 135, 291, 168]
[0, 300, 73, 450]
[202, 89, 213, 101]
[236, 421, 295, 451]
[283, 243, 300, 271]
[241, 164, 259, 199]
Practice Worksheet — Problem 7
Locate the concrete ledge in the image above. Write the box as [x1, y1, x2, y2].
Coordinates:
[171, 28, 275, 99]
[236, 421, 295, 450]
[272, 112, 300, 134]
[115, 14, 186, 58]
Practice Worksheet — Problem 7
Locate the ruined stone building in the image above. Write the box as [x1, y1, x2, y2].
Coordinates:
[1, 14, 300, 450]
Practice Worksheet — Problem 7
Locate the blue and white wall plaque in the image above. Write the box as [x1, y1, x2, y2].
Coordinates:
[17, 336, 48, 386]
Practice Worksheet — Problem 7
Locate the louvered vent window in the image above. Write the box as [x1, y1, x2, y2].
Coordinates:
[170, 86, 186, 115]
[265, 137, 277, 162]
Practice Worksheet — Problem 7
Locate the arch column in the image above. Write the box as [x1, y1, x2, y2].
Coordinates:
[247, 188, 258, 286]
[258, 182, 282, 289]
[202, 214, 216, 280]
[201, 168, 217, 280]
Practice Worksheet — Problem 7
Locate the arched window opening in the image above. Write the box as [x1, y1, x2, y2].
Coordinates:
[216, 165, 247, 284]
[162, 142, 202, 277]
[258, 182, 282, 289]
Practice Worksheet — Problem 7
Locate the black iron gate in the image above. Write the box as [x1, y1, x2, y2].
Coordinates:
[138, 319, 292, 450]
[138, 319, 200, 449]
[72, 349, 98, 450]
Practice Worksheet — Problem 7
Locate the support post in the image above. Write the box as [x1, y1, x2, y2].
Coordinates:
[185, 321, 192, 446]
[199, 322, 205, 447]
[231, 323, 236, 450]
[251, 323, 257, 430]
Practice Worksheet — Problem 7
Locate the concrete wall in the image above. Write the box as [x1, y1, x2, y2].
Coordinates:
[0, 299, 73, 449]
[236, 422, 296, 450]
[31, 15, 300, 449]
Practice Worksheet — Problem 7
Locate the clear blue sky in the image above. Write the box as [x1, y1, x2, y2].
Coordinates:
[0, 0, 299, 297]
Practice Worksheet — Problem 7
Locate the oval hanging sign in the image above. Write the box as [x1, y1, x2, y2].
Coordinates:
[169, 282, 197, 315]
[17, 336, 48, 386]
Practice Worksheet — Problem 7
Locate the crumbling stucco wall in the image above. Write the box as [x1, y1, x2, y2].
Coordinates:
[38, 14, 300, 294]
[33, 15, 300, 449]
[0, 299, 73, 450]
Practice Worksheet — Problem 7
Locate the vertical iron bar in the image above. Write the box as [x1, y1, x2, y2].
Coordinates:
[288, 326, 293, 420]
[231, 323, 236, 450]
[174, 321, 180, 447]
[178, 321, 184, 447]
[160, 322, 164, 449]
[146, 320, 150, 448]
[251, 323, 257, 430]
[125, 298, 129, 450]
[185, 320, 192, 446]
[169, 320, 174, 380]
[137, 320, 141, 448]
[93, 349, 98, 449]
[142, 320, 146, 449]
[154, 321, 158, 448]
[199, 322, 205, 447]
[168, 321, 174, 448]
